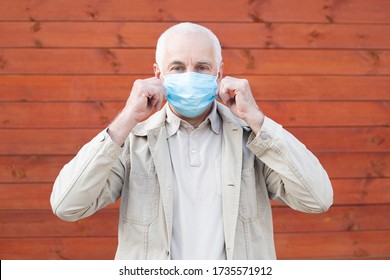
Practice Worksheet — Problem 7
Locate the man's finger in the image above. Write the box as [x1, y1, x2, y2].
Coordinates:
[218, 79, 231, 104]
[155, 89, 165, 110]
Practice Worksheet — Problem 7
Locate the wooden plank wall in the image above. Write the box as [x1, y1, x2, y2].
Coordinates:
[0, 0, 389, 259]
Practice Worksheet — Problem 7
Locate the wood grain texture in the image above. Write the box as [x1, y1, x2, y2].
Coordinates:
[1, 22, 389, 49]
[1, 0, 389, 23]
[319, 152, 389, 179]
[0, 152, 388, 183]
[0, 127, 388, 156]
[275, 231, 390, 259]
[0, 231, 388, 259]
[272, 205, 390, 233]
[1, 205, 388, 238]
[0, 210, 119, 238]
[1, 101, 388, 128]
[0, 237, 117, 260]
[1, 75, 389, 102]
[0, 49, 389, 75]
[0, 0, 389, 261]
[0, 183, 120, 211]
[0, 178, 389, 211]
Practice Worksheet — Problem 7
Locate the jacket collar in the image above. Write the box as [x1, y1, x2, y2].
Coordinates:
[165, 101, 222, 138]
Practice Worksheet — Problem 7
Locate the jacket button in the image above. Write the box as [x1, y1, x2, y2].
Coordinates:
[260, 132, 269, 140]
[98, 132, 107, 142]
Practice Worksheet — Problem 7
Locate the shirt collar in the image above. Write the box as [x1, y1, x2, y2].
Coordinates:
[166, 101, 222, 138]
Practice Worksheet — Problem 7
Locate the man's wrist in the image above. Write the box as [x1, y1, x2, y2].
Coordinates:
[108, 110, 138, 146]
[244, 109, 265, 135]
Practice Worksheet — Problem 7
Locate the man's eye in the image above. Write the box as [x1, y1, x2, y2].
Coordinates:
[171, 66, 184, 71]
[197, 65, 210, 72]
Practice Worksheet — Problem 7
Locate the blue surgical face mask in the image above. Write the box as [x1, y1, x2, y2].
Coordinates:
[163, 72, 218, 118]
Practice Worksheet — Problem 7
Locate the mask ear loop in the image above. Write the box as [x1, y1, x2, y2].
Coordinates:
[215, 72, 221, 98]
[160, 72, 165, 79]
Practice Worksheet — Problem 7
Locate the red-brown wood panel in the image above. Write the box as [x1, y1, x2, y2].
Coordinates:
[275, 231, 390, 259]
[271, 205, 390, 233]
[1, 0, 389, 23]
[0, 101, 388, 129]
[1, 179, 389, 211]
[1, 205, 389, 238]
[0, 231, 388, 260]
[1, 75, 389, 102]
[1, 22, 389, 49]
[0, 153, 388, 183]
[0, 127, 388, 156]
[0, 237, 118, 260]
[0, 49, 389, 75]
[0, 184, 121, 211]
[0, 0, 389, 261]
[0, 152, 389, 183]
[0, 210, 119, 238]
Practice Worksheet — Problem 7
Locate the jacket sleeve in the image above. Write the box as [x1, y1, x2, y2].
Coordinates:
[247, 117, 333, 213]
[50, 129, 126, 221]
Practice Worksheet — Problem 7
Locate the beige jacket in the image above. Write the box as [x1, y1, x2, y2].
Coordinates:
[51, 102, 333, 260]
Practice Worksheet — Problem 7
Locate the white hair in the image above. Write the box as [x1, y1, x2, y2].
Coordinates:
[155, 22, 222, 69]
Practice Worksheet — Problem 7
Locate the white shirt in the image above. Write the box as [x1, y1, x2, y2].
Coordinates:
[166, 102, 226, 260]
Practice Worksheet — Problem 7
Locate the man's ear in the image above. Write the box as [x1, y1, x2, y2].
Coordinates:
[218, 62, 224, 80]
[153, 63, 162, 79]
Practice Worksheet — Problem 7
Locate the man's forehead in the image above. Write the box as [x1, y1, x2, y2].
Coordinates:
[166, 58, 214, 66]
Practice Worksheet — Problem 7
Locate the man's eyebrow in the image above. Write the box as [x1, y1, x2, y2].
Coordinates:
[196, 60, 212, 65]
[167, 60, 185, 66]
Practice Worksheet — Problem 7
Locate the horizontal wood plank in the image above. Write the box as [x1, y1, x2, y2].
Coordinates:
[0, 183, 120, 211]
[0, 0, 388, 263]
[0, 231, 388, 259]
[332, 178, 390, 206]
[0, 129, 99, 155]
[0, 237, 117, 260]
[0, 151, 388, 182]
[0, 49, 389, 75]
[1, 0, 389, 23]
[0, 101, 388, 128]
[320, 152, 390, 179]
[1, 22, 389, 49]
[1, 205, 389, 238]
[0, 179, 389, 211]
[272, 205, 390, 233]
[275, 230, 390, 259]
[0, 127, 388, 156]
[0, 210, 118, 238]
[1, 75, 389, 102]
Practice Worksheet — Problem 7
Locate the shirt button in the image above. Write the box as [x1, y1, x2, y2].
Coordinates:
[191, 149, 195, 153]
[260, 132, 269, 140]
[166, 250, 170, 256]
[98, 133, 106, 142]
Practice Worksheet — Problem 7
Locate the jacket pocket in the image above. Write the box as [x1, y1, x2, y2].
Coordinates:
[239, 168, 265, 222]
[121, 170, 159, 225]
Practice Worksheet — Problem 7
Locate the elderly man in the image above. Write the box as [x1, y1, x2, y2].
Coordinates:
[51, 22, 333, 260]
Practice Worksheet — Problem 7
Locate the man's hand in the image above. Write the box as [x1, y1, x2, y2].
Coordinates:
[218, 76, 265, 134]
[108, 77, 166, 146]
